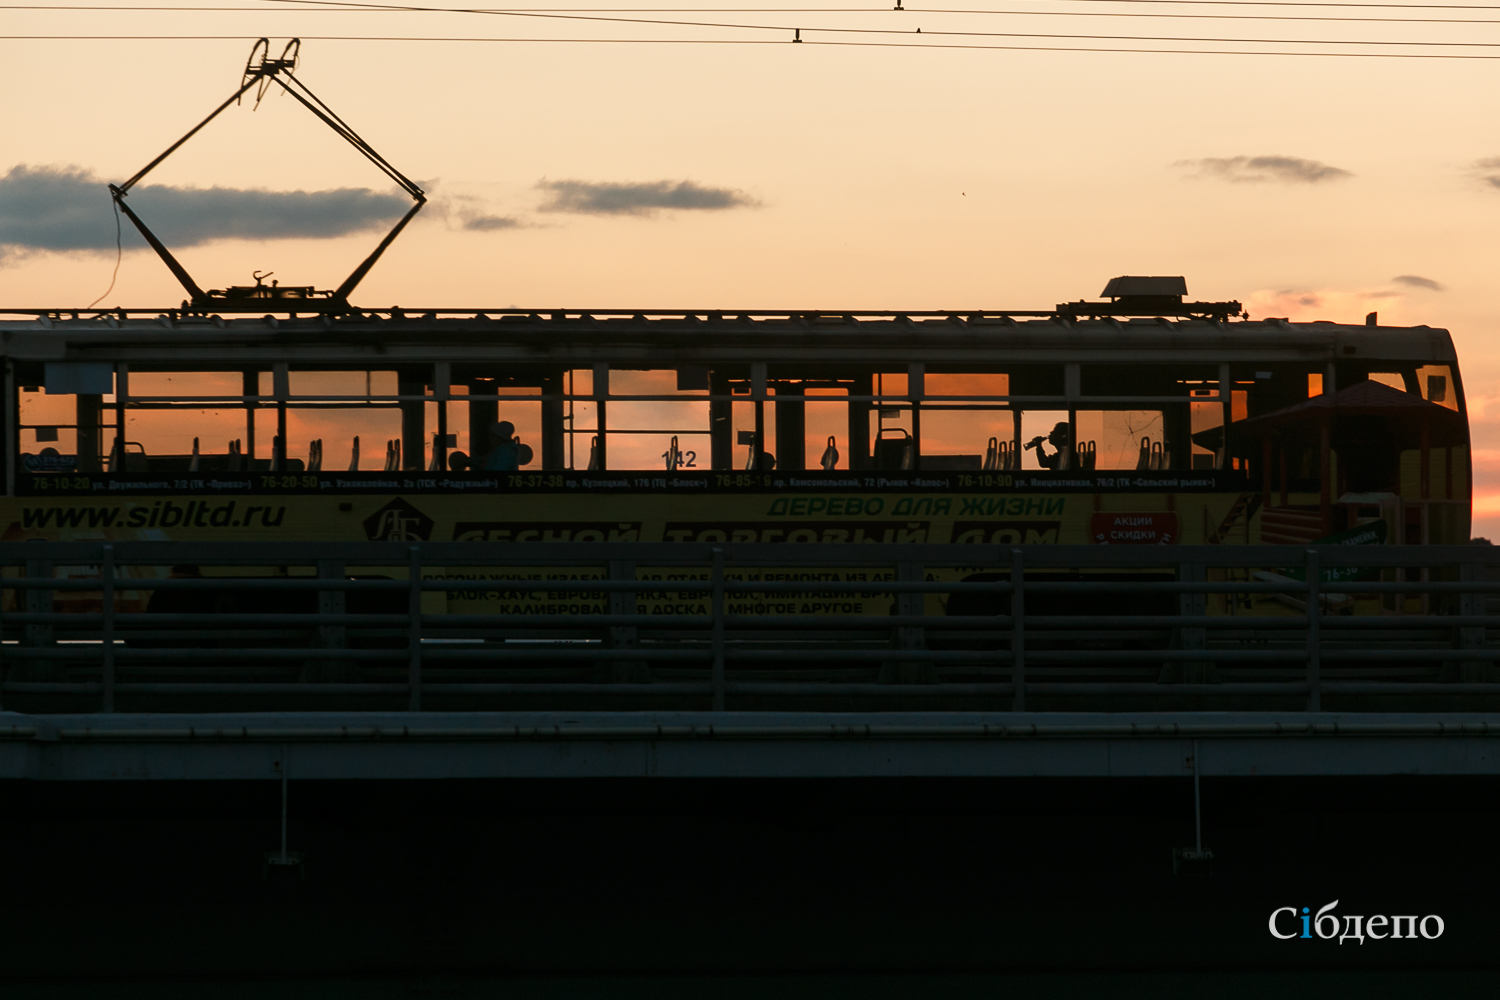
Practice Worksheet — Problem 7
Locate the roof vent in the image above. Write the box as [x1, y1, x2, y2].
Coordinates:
[1101, 275, 1188, 299]
[1056, 276, 1243, 322]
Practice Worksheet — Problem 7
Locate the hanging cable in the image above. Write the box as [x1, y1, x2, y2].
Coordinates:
[86, 195, 123, 311]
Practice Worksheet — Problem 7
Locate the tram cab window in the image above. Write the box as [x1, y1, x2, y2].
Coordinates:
[14, 363, 118, 473]
[18, 382, 96, 474]
[1354, 365, 1461, 412]
[1416, 365, 1457, 410]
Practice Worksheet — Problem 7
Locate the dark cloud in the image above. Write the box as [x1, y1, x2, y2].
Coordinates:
[460, 213, 522, 231]
[537, 179, 757, 216]
[434, 193, 523, 231]
[1474, 158, 1500, 189]
[1393, 274, 1444, 292]
[1177, 155, 1353, 184]
[0, 164, 410, 258]
[1278, 291, 1322, 307]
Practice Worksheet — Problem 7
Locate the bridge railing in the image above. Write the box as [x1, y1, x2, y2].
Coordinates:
[1, 541, 1497, 714]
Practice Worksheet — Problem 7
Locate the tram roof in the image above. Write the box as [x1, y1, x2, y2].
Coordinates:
[0, 310, 1457, 366]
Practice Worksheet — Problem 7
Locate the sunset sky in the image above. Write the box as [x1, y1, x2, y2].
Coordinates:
[4, 2, 1500, 531]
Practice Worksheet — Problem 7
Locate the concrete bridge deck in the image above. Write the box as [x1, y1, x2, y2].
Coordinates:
[5, 710, 1498, 781]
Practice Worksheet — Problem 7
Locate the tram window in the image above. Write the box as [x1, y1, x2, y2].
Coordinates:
[871, 373, 913, 471]
[732, 392, 778, 471]
[1368, 372, 1404, 392]
[126, 405, 242, 460]
[1072, 411, 1168, 470]
[1308, 373, 1324, 397]
[591, 370, 709, 471]
[454, 383, 541, 472]
[285, 406, 402, 471]
[1416, 365, 1458, 410]
[281, 370, 406, 471]
[925, 373, 1009, 398]
[878, 372, 908, 397]
[919, 373, 1012, 471]
[285, 370, 398, 398]
[71, 372, 244, 471]
[804, 387, 848, 470]
[921, 409, 1013, 471]
[565, 369, 598, 470]
[1189, 390, 1224, 469]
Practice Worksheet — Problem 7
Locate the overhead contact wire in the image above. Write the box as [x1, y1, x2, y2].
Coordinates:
[11, 33, 1500, 55]
[20, 3, 1500, 20]
[242, 0, 1500, 43]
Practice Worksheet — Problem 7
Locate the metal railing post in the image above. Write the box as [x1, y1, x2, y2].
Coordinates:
[317, 558, 347, 650]
[888, 560, 930, 683]
[407, 545, 422, 712]
[312, 557, 349, 683]
[1167, 559, 1211, 683]
[101, 544, 116, 713]
[1011, 548, 1025, 712]
[1458, 559, 1489, 682]
[711, 547, 725, 710]
[22, 556, 55, 681]
[607, 559, 644, 682]
[1306, 548, 1320, 712]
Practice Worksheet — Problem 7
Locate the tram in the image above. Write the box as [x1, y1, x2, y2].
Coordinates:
[0, 277, 1471, 617]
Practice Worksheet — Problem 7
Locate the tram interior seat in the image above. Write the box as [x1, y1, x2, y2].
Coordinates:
[873, 430, 913, 470]
[982, 438, 1017, 471]
[1136, 437, 1167, 471]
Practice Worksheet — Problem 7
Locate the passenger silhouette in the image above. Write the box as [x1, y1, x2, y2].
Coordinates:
[1026, 422, 1070, 470]
[482, 421, 534, 471]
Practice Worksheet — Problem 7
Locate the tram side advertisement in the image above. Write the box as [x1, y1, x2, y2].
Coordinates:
[1, 489, 1260, 547]
[0, 486, 1279, 616]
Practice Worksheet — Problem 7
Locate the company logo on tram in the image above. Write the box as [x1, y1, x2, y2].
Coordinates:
[364, 499, 434, 541]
